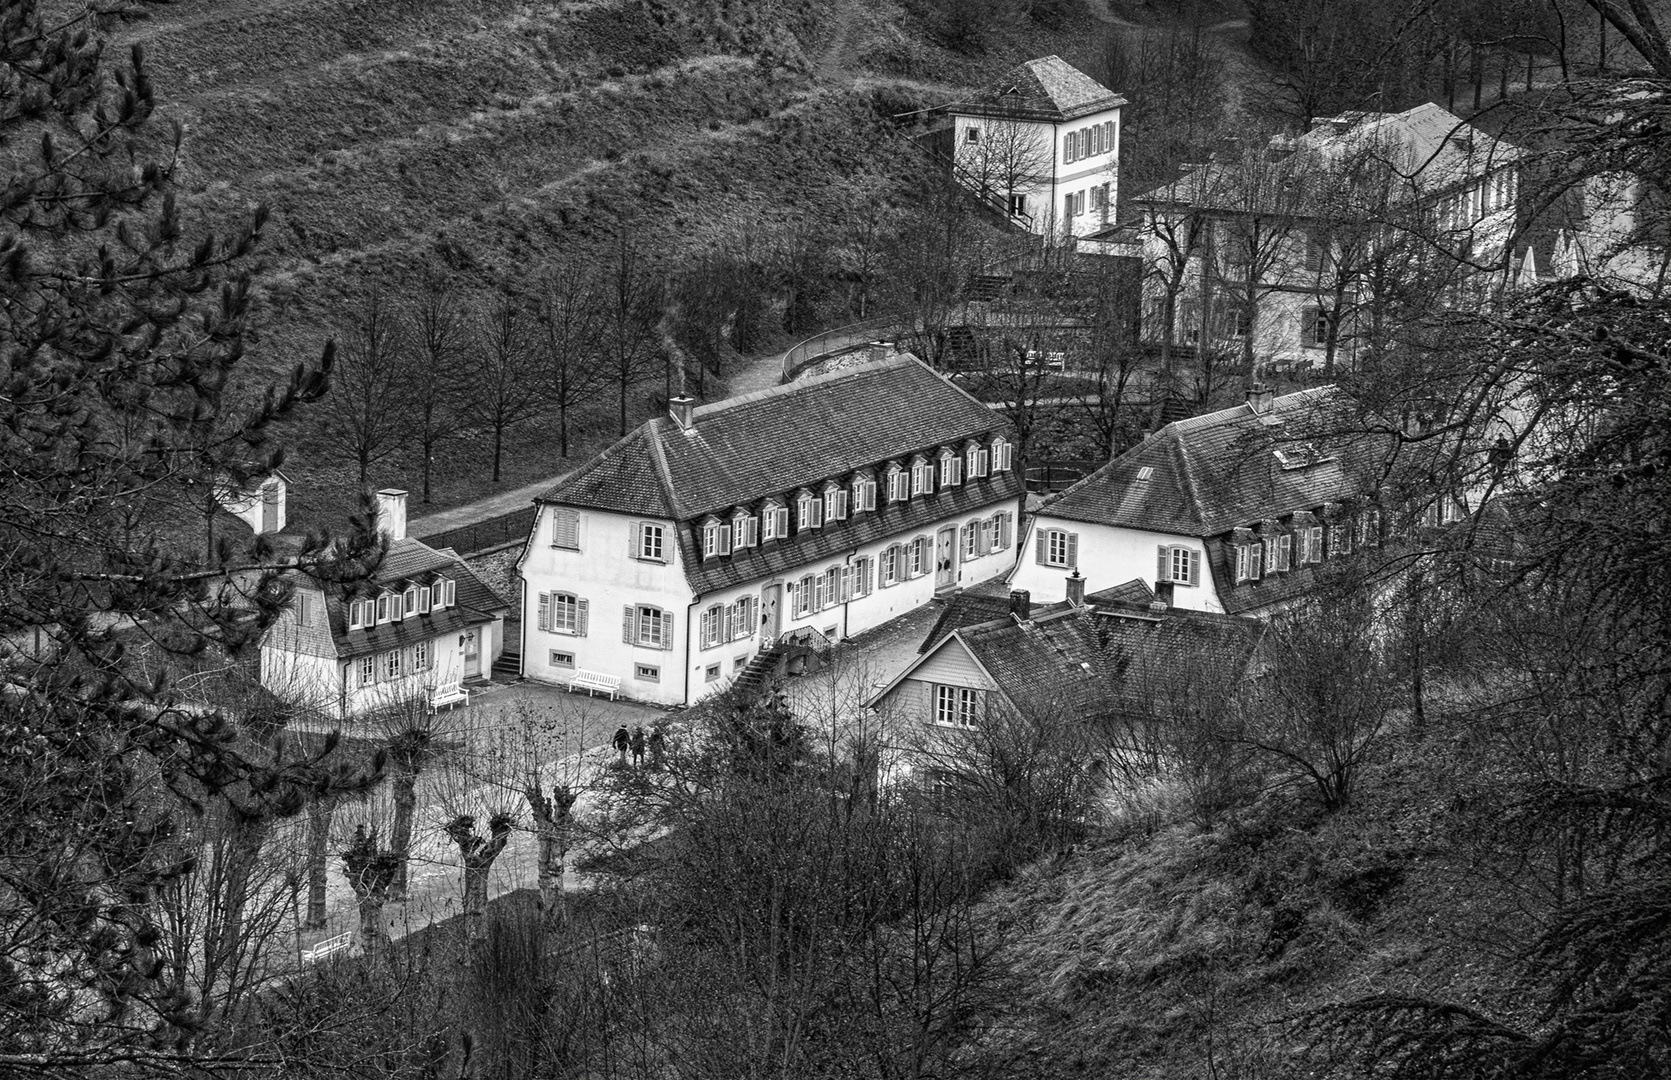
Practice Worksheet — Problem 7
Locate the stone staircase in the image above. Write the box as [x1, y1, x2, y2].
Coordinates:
[491, 649, 522, 682]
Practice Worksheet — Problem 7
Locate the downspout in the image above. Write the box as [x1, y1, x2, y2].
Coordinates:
[1050, 120, 1060, 238]
[841, 548, 858, 637]
[520, 575, 529, 680]
[683, 596, 697, 707]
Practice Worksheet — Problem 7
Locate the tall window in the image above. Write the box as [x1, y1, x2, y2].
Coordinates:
[852, 473, 877, 512]
[1037, 528, 1077, 568]
[1327, 523, 1352, 557]
[762, 500, 788, 541]
[940, 451, 962, 488]
[910, 456, 934, 496]
[991, 437, 1012, 472]
[634, 522, 665, 562]
[417, 586, 432, 614]
[412, 640, 430, 672]
[850, 557, 874, 599]
[1159, 544, 1198, 585]
[881, 545, 900, 587]
[966, 442, 989, 478]
[1304, 306, 1329, 347]
[700, 605, 724, 649]
[702, 518, 733, 559]
[992, 511, 1013, 551]
[442, 578, 455, 608]
[376, 592, 393, 623]
[962, 521, 980, 560]
[733, 511, 758, 549]
[825, 483, 848, 521]
[886, 465, 910, 503]
[551, 508, 580, 549]
[908, 536, 929, 577]
[357, 656, 375, 687]
[626, 605, 671, 649]
[545, 592, 585, 635]
[797, 490, 823, 531]
[383, 649, 401, 681]
[934, 685, 981, 728]
[403, 586, 419, 618]
[1266, 533, 1293, 572]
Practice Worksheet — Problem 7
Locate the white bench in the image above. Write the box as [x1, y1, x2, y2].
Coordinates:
[428, 680, 470, 713]
[567, 669, 620, 700]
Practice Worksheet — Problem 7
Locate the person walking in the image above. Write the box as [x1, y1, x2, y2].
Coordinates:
[647, 726, 666, 769]
[612, 725, 630, 766]
[630, 726, 647, 768]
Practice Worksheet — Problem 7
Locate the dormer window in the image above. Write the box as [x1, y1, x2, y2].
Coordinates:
[939, 448, 962, 488]
[701, 515, 733, 559]
[403, 585, 419, 618]
[418, 585, 432, 614]
[732, 509, 758, 549]
[851, 470, 877, 513]
[991, 436, 1013, 472]
[761, 499, 790, 541]
[965, 440, 989, 478]
[796, 489, 823, 531]
[376, 591, 394, 624]
[348, 598, 374, 630]
[910, 455, 935, 496]
[823, 480, 848, 522]
[432, 576, 454, 610]
[885, 463, 909, 503]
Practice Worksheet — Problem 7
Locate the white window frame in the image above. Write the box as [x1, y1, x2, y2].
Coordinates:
[933, 684, 981, 729]
[881, 545, 900, 587]
[702, 519, 732, 559]
[403, 586, 419, 618]
[911, 457, 934, 496]
[357, 655, 375, 687]
[733, 512, 757, 549]
[962, 521, 980, 560]
[991, 438, 1012, 472]
[636, 605, 670, 649]
[382, 649, 401, 681]
[852, 473, 877, 512]
[908, 536, 929, 577]
[412, 640, 430, 672]
[825, 484, 848, 521]
[376, 592, 393, 624]
[886, 466, 909, 503]
[551, 592, 584, 635]
[940, 451, 962, 488]
[797, 491, 823, 531]
[637, 522, 666, 562]
[1043, 529, 1074, 568]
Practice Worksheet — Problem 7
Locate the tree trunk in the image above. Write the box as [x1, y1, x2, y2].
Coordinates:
[390, 766, 419, 902]
[305, 798, 335, 929]
[492, 418, 505, 482]
[357, 895, 387, 961]
[449, 816, 513, 944]
[559, 399, 570, 459]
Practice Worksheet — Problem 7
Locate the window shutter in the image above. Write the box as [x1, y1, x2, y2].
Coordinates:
[1067, 532, 1079, 568]
[1157, 545, 1170, 582]
[576, 598, 589, 637]
[538, 592, 551, 632]
[1036, 531, 1048, 565]
[627, 521, 639, 557]
[659, 610, 675, 650]
[622, 605, 636, 644]
[1250, 543, 1262, 579]
[1188, 549, 1201, 586]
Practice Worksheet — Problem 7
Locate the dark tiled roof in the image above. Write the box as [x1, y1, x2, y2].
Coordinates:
[540, 357, 1007, 523]
[680, 473, 1025, 596]
[1042, 387, 1394, 536]
[916, 581, 1076, 655]
[954, 55, 1126, 122]
[1085, 578, 1155, 606]
[279, 537, 510, 663]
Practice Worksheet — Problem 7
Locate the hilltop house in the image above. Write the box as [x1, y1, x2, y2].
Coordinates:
[941, 55, 1126, 238]
[1006, 385, 1428, 616]
[1133, 103, 1522, 373]
[867, 582, 1260, 743]
[259, 489, 510, 719]
[516, 356, 1026, 707]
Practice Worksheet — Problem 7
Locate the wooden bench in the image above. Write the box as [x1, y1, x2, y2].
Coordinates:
[567, 669, 620, 700]
[428, 680, 470, 713]
[301, 931, 353, 963]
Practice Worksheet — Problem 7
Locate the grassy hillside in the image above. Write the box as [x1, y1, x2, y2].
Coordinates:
[124, 0, 1137, 528]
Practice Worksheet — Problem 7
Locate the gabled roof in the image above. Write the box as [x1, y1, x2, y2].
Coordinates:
[870, 600, 1259, 715]
[951, 55, 1126, 123]
[275, 537, 510, 663]
[538, 357, 1007, 522]
[1039, 386, 1393, 537]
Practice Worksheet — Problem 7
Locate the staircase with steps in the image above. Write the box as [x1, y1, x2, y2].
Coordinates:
[965, 273, 1011, 302]
[491, 649, 522, 682]
[732, 647, 781, 694]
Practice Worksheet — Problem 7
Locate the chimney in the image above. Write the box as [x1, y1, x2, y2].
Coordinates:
[375, 488, 408, 541]
[1065, 570, 1086, 607]
[1008, 589, 1031, 622]
[1151, 580, 1174, 613]
[669, 394, 696, 432]
[868, 340, 889, 364]
[1246, 381, 1275, 415]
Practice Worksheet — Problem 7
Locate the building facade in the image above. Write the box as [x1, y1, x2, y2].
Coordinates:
[945, 55, 1126, 238]
[259, 489, 510, 719]
[517, 357, 1027, 706]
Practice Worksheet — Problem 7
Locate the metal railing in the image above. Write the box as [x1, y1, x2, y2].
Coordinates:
[414, 506, 536, 558]
[780, 312, 912, 382]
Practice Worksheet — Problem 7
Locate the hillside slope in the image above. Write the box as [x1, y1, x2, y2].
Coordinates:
[122, 0, 1130, 526]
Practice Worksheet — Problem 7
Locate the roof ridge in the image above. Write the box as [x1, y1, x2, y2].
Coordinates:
[693, 355, 917, 422]
[644, 420, 685, 521]
[536, 423, 650, 505]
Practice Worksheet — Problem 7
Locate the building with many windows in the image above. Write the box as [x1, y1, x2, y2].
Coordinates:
[1008, 385, 1418, 617]
[517, 357, 1026, 706]
[258, 489, 511, 719]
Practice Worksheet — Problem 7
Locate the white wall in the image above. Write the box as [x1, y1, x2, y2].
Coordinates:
[950, 106, 1121, 238]
[521, 501, 1022, 707]
[520, 507, 693, 706]
[1009, 515, 1220, 611]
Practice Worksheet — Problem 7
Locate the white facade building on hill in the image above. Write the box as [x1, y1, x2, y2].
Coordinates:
[516, 357, 1027, 707]
[945, 55, 1126, 238]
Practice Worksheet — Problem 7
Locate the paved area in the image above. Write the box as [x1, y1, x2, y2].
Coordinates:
[406, 474, 565, 539]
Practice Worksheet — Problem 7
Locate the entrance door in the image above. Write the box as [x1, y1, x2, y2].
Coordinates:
[936, 526, 958, 590]
[462, 630, 480, 679]
[761, 585, 781, 645]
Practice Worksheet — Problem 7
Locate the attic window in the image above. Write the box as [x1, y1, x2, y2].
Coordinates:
[1135, 466, 1154, 481]
[1274, 443, 1333, 470]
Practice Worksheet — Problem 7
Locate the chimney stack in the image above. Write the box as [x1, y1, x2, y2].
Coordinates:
[1008, 589, 1031, 622]
[669, 394, 696, 432]
[1151, 580, 1174, 613]
[1246, 381, 1275, 415]
[1065, 570, 1086, 607]
[375, 488, 408, 541]
[868, 340, 889, 364]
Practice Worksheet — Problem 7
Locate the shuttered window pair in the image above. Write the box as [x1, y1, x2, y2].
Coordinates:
[1234, 542, 1263, 583]
[538, 592, 589, 636]
[628, 521, 667, 562]
[700, 598, 759, 650]
[1036, 528, 1077, 568]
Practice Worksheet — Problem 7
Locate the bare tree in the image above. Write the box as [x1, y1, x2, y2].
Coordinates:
[320, 291, 411, 486]
[404, 273, 473, 503]
[600, 230, 664, 435]
[534, 258, 604, 460]
[474, 290, 544, 482]
[339, 820, 402, 965]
